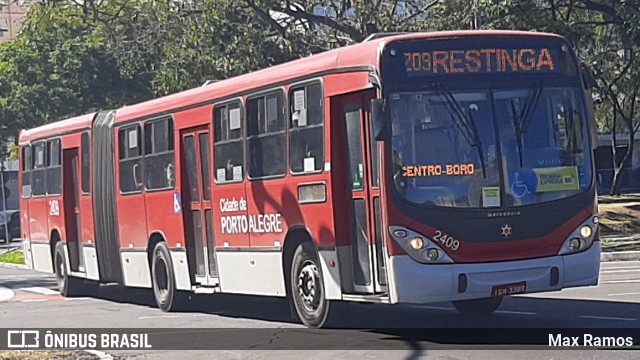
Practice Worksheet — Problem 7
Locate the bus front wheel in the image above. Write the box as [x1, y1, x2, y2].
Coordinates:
[452, 296, 503, 316]
[151, 242, 177, 312]
[290, 243, 330, 328]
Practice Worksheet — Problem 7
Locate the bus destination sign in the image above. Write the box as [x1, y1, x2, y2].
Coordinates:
[404, 48, 559, 76]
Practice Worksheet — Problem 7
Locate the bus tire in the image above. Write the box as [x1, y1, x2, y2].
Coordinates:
[452, 296, 503, 316]
[151, 242, 177, 312]
[290, 243, 330, 328]
[54, 242, 83, 297]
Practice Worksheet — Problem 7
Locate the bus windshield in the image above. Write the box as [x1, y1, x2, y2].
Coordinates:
[389, 86, 592, 208]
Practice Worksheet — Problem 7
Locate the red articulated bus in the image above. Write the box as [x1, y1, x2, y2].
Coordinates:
[19, 31, 600, 328]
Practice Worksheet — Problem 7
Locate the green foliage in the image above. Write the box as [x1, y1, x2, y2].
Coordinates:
[0, 2, 148, 146]
[7, 143, 18, 160]
[0, 250, 24, 265]
[152, 0, 314, 94]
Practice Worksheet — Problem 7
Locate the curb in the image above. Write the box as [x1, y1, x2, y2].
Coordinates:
[0, 262, 29, 269]
[601, 251, 640, 262]
[84, 350, 114, 360]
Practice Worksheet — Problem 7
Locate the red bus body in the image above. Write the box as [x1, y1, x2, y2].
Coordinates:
[19, 31, 600, 327]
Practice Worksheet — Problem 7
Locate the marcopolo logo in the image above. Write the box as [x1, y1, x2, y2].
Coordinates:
[7, 330, 40, 348]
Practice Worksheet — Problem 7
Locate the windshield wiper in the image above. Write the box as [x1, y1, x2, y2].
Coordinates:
[510, 83, 544, 167]
[436, 84, 487, 178]
[521, 83, 544, 133]
[510, 100, 525, 168]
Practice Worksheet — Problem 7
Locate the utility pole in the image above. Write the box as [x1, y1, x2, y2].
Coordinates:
[0, 159, 9, 251]
[7, 0, 12, 40]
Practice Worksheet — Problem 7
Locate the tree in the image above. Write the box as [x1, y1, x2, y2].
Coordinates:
[41, 0, 318, 95]
[577, 1, 640, 194]
[238, 1, 441, 47]
[102, 0, 446, 94]
[151, 0, 323, 94]
[0, 2, 150, 148]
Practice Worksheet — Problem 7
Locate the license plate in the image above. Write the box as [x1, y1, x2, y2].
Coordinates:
[492, 281, 527, 296]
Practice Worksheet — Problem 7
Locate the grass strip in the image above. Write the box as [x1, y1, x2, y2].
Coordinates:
[0, 250, 23, 264]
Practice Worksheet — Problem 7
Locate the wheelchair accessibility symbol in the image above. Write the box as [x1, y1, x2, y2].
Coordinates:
[511, 172, 532, 199]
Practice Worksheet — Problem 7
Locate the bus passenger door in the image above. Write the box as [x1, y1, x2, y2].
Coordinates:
[334, 91, 387, 294]
[62, 148, 83, 272]
[180, 128, 218, 286]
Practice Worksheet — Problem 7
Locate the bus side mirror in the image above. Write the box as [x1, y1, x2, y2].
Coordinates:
[588, 102, 598, 150]
[582, 83, 598, 150]
[371, 99, 390, 141]
[580, 68, 598, 149]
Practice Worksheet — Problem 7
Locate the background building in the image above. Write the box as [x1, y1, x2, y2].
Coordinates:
[596, 133, 640, 193]
[0, 0, 31, 43]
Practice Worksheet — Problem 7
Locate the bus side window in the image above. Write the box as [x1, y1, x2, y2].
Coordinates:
[31, 142, 46, 197]
[118, 125, 143, 193]
[247, 91, 286, 178]
[81, 132, 90, 194]
[46, 138, 62, 195]
[289, 82, 324, 174]
[21, 145, 32, 198]
[144, 117, 175, 190]
[214, 101, 244, 183]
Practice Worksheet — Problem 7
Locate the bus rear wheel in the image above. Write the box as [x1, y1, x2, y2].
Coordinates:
[54, 242, 84, 297]
[151, 242, 177, 312]
[452, 296, 503, 316]
[290, 243, 330, 328]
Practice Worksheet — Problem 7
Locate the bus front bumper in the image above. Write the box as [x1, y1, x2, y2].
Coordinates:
[388, 241, 600, 304]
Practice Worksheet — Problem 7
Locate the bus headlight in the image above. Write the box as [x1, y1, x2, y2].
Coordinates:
[579, 225, 592, 238]
[558, 217, 598, 255]
[408, 237, 424, 250]
[389, 226, 453, 264]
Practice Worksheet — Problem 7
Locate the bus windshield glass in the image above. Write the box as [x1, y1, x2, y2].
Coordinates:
[389, 86, 592, 208]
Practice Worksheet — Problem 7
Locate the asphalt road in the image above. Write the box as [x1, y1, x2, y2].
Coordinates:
[1, 262, 639, 359]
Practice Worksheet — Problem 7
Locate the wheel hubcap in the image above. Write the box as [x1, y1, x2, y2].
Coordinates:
[297, 261, 321, 312]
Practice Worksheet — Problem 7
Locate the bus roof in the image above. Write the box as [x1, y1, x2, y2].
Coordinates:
[19, 30, 563, 141]
[20, 112, 96, 144]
